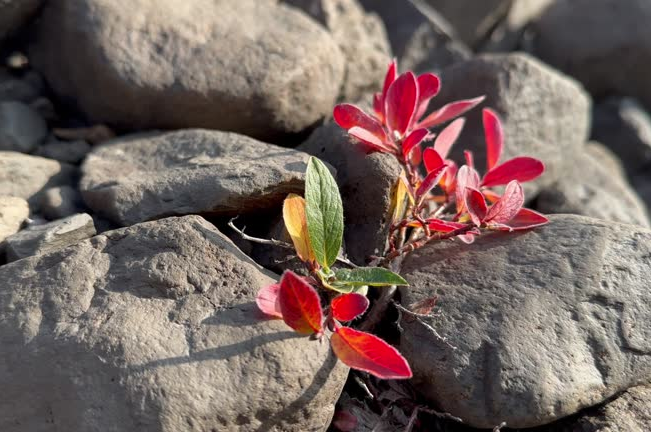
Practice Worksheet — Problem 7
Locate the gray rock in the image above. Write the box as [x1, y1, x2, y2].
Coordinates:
[537, 147, 650, 228]
[585, 141, 626, 179]
[0, 195, 28, 245]
[35, 138, 91, 164]
[0, 101, 47, 153]
[298, 121, 401, 264]
[0, 69, 41, 103]
[0, 0, 42, 43]
[80, 129, 311, 226]
[633, 175, 651, 215]
[360, 0, 470, 75]
[434, 53, 591, 196]
[30, 0, 344, 140]
[570, 385, 651, 432]
[0, 151, 76, 209]
[0, 215, 347, 431]
[399, 214, 651, 428]
[481, 0, 555, 52]
[283, 0, 391, 101]
[592, 98, 651, 175]
[532, 0, 651, 111]
[5, 213, 96, 261]
[39, 185, 86, 220]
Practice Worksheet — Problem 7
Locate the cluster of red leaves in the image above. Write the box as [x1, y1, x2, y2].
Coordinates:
[257, 271, 412, 379]
[334, 60, 548, 244]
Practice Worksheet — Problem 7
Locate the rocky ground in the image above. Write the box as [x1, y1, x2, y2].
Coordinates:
[0, 0, 650, 431]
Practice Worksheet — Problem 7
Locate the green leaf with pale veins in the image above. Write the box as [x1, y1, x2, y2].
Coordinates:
[305, 157, 344, 270]
[334, 267, 408, 287]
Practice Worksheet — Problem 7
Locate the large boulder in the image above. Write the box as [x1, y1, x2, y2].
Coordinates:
[0, 0, 42, 44]
[30, 0, 345, 140]
[0, 196, 29, 246]
[0, 215, 348, 431]
[80, 129, 311, 226]
[569, 385, 651, 432]
[399, 214, 651, 428]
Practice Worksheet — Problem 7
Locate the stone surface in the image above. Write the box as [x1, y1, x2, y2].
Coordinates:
[0, 69, 41, 103]
[570, 385, 651, 432]
[481, 0, 554, 52]
[30, 0, 345, 140]
[434, 53, 591, 195]
[5, 213, 96, 262]
[0, 0, 42, 43]
[592, 98, 651, 175]
[0, 101, 47, 153]
[80, 129, 311, 226]
[283, 0, 391, 101]
[0, 151, 76, 209]
[0, 215, 347, 431]
[537, 146, 650, 228]
[633, 176, 651, 215]
[0, 195, 28, 245]
[39, 185, 86, 220]
[35, 138, 91, 164]
[360, 0, 470, 75]
[532, 0, 651, 111]
[399, 214, 651, 428]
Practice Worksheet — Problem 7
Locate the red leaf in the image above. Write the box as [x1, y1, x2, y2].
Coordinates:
[483, 189, 501, 204]
[330, 327, 413, 379]
[485, 180, 524, 224]
[414, 73, 441, 120]
[256, 283, 282, 318]
[373, 93, 384, 122]
[434, 118, 465, 159]
[385, 72, 418, 137]
[499, 208, 549, 231]
[410, 143, 423, 166]
[483, 108, 503, 171]
[464, 150, 475, 168]
[416, 163, 447, 205]
[402, 128, 429, 160]
[441, 160, 458, 195]
[331, 293, 370, 322]
[278, 271, 323, 335]
[481, 157, 545, 188]
[416, 96, 485, 129]
[423, 147, 444, 173]
[454, 165, 481, 213]
[427, 218, 466, 232]
[464, 187, 487, 226]
[381, 60, 397, 100]
[334, 104, 387, 141]
[349, 126, 396, 154]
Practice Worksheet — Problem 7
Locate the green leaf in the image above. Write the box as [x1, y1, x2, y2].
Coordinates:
[305, 157, 344, 270]
[334, 267, 408, 287]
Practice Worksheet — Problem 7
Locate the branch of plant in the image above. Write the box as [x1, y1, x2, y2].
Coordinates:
[380, 224, 475, 265]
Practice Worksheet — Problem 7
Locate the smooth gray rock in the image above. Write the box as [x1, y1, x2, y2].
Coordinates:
[0, 195, 28, 245]
[532, 0, 651, 111]
[399, 214, 651, 428]
[0, 69, 41, 103]
[0, 0, 42, 43]
[35, 138, 92, 164]
[39, 185, 86, 220]
[0, 215, 348, 431]
[5, 213, 96, 261]
[30, 0, 345, 140]
[80, 129, 311, 226]
[0, 101, 47, 153]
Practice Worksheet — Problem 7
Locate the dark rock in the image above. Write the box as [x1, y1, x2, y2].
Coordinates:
[0, 101, 47, 153]
[0, 0, 42, 43]
[35, 138, 91, 164]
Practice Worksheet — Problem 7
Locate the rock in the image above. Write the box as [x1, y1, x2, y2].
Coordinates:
[0, 196, 29, 246]
[39, 185, 86, 220]
[592, 98, 651, 175]
[282, 0, 391, 101]
[0, 101, 47, 153]
[0, 151, 76, 209]
[0, 215, 347, 431]
[359, 0, 470, 75]
[399, 214, 651, 428]
[4, 213, 96, 261]
[298, 121, 401, 264]
[0, 69, 41, 103]
[35, 138, 91, 164]
[434, 53, 591, 195]
[536, 146, 650, 228]
[80, 129, 311, 226]
[633, 176, 651, 214]
[30, 0, 344, 140]
[0, 0, 42, 43]
[481, 0, 555, 52]
[532, 0, 651, 111]
[585, 141, 626, 179]
[570, 385, 651, 432]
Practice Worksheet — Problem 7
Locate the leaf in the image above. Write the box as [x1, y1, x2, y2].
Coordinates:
[333, 103, 387, 140]
[256, 283, 283, 318]
[385, 72, 418, 137]
[283, 194, 315, 264]
[498, 208, 549, 231]
[485, 180, 524, 224]
[402, 128, 429, 159]
[416, 96, 485, 129]
[278, 271, 323, 335]
[454, 165, 481, 213]
[423, 147, 444, 173]
[427, 218, 467, 233]
[390, 175, 411, 224]
[481, 157, 545, 188]
[331, 293, 370, 322]
[348, 126, 395, 154]
[414, 73, 441, 120]
[483, 108, 503, 171]
[330, 327, 413, 379]
[305, 157, 344, 270]
[464, 187, 488, 226]
[415, 163, 448, 206]
[335, 267, 408, 287]
[433, 117, 465, 159]
[441, 160, 458, 195]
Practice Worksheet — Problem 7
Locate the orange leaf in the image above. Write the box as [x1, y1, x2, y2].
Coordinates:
[278, 271, 323, 335]
[330, 293, 369, 322]
[283, 194, 316, 264]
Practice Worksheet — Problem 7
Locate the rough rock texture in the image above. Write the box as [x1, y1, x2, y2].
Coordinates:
[360, 0, 470, 75]
[434, 53, 591, 195]
[571, 386, 651, 432]
[0, 0, 42, 43]
[39, 185, 86, 220]
[0, 215, 348, 431]
[592, 98, 651, 175]
[30, 0, 345, 140]
[282, 0, 391, 101]
[5, 213, 96, 261]
[399, 215, 651, 428]
[481, 0, 554, 51]
[537, 146, 650, 228]
[35, 138, 91, 164]
[0, 101, 47, 153]
[298, 121, 400, 264]
[0, 151, 76, 209]
[0, 196, 29, 245]
[532, 0, 651, 111]
[80, 129, 311, 226]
